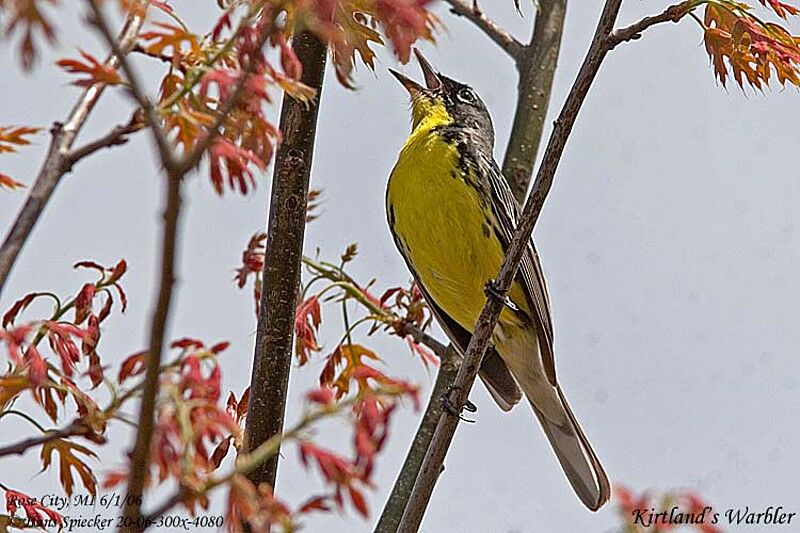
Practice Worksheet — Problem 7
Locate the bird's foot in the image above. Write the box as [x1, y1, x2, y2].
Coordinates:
[440, 385, 477, 423]
[484, 279, 520, 313]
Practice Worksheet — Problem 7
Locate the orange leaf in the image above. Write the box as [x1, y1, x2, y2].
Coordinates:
[0, 173, 25, 190]
[0, 126, 40, 154]
[56, 50, 122, 87]
[40, 439, 98, 497]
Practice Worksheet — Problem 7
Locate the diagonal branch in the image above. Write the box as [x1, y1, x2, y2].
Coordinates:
[396, 1, 627, 530]
[64, 111, 146, 170]
[0, 421, 90, 458]
[443, 0, 525, 59]
[0, 8, 145, 299]
[87, 0, 177, 172]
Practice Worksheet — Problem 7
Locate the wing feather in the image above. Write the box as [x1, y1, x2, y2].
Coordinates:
[474, 153, 558, 385]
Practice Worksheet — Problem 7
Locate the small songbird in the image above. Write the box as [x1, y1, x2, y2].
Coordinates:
[385, 50, 610, 510]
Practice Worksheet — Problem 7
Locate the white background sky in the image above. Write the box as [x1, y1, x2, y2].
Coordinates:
[2, 1, 800, 532]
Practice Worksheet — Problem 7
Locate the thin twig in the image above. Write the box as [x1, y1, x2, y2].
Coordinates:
[0, 8, 145, 299]
[443, 0, 525, 59]
[397, 1, 629, 530]
[64, 111, 146, 169]
[607, 2, 692, 49]
[0, 422, 90, 458]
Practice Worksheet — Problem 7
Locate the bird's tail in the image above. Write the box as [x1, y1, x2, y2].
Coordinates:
[524, 381, 610, 510]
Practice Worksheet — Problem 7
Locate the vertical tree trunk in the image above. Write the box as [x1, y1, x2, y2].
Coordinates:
[243, 30, 327, 488]
[503, 0, 567, 204]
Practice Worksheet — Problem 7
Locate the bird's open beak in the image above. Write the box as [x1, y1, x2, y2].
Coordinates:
[388, 48, 442, 95]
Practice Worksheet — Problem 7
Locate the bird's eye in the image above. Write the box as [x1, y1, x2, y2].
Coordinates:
[457, 88, 476, 104]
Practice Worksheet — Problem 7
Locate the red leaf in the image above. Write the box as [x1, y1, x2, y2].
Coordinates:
[208, 137, 265, 195]
[306, 387, 335, 406]
[107, 259, 127, 283]
[349, 486, 369, 518]
[2, 292, 44, 327]
[4, 488, 63, 527]
[118, 351, 146, 382]
[74, 283, 96, 325]
[25, 345, 47, 386]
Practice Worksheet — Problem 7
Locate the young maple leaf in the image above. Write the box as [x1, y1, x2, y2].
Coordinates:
[704, 2, 800, 88]
[294, 295, 323, 365]
[139, 22, 202, 66]
[39, 438, 98, 497]
[375, 0, 436, 63]
[4, 0, 58, 69]
[208, 137, 266, 195]
[56, 50, 122, 87]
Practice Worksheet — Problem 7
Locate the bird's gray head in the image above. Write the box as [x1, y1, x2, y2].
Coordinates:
[389, 49, 495, 151]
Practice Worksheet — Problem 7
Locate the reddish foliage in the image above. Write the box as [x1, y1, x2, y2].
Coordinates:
[0, 172, 25, 189]
[118, 350, 146, 382]
[2, 0, 57, 69]
[294, 294, 322, 365]
[298, 442, 370, 517]
[759, 0, 800, 17]
[4, 488, 62, 528]
[704, 2, 800, 88]
[208, 137, 266, 195]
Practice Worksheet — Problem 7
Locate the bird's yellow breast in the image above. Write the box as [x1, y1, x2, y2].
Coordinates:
[387, 119, 517, 334]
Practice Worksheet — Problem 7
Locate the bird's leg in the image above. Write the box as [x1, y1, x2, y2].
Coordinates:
[441, 385, 477, 423]
[484, 278, 520, 313]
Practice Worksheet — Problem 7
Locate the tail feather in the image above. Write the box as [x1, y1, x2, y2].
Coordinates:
[529, 386, 610, 511]
[478, 348, 522, 411]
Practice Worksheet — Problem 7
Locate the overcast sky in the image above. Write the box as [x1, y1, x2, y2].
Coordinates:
[2, 1, 800, 532]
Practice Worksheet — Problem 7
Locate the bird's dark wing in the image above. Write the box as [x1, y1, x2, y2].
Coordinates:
[475, 152, 557, 386]
[421, 286, 522, 411]
[386, 226, 522, 410]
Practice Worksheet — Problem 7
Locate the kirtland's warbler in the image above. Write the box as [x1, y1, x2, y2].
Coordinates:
[386, 50, 610, 511]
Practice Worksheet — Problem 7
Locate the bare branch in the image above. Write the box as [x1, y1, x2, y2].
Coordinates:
[0, 421, 95, 458]
[65, 111, 146, 169]
[374, 346, 460, 533]
[120, 157, 183, 530]
[0, 9, 145, 298]
[397, 1, 627, 530]
[443, 0, 524, 59]
[87, 0, 178, 171]
[607, 2, 692, 49]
